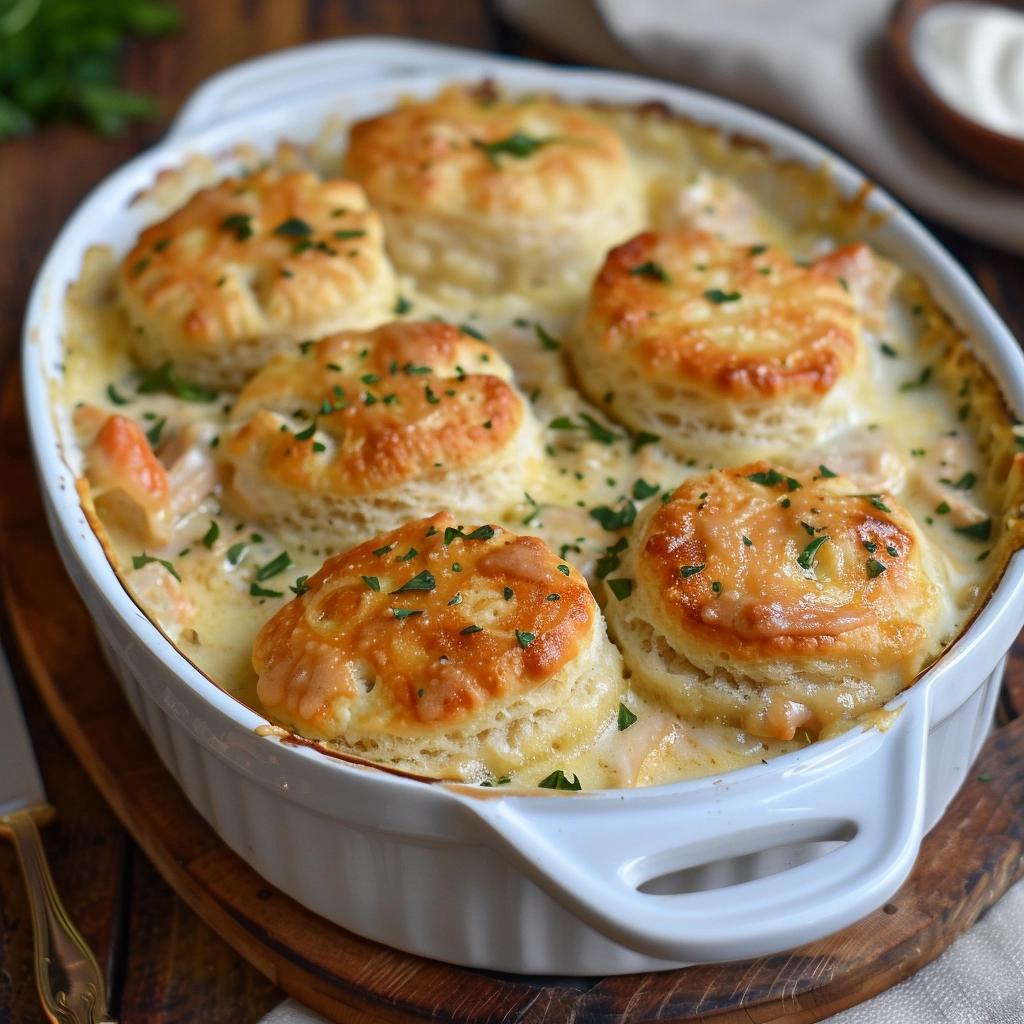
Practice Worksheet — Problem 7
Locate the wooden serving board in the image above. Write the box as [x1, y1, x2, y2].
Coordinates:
[3, 369, 1024, 1024]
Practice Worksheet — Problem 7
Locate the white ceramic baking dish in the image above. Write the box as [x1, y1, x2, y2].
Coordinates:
[23, 38, 1024, 976]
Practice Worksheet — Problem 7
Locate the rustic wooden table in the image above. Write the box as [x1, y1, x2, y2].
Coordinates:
[0, 3, 1021, 1021]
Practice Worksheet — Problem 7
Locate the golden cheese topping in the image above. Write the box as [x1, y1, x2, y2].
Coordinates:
[346, 84, 634, 220]
[224, 322, 529, 500]
[583, 230, 868, 400]
[252, 512, 597, 736]
[632, 462, 944, 684]
[120, 169, 395, 389]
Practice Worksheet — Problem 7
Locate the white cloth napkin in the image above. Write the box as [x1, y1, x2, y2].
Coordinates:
[498, 0, 1024, 255]
[259, 877, 1024, 1023]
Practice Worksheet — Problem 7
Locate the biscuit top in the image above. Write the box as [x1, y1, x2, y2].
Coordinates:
[344, 85, 634, 220]
[121, 169, 388, 348]
[223, 322, 528, 497]
[252, 512, 597, 733]
[583, 231, 872, 400]
[633, 462, 943, 677]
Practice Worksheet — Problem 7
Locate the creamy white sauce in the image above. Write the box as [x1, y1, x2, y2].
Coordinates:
[912, 1, 1024, 139]
[60, 109, 1002, 789]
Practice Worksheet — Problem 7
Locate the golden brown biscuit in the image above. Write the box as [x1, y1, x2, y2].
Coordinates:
[344, 84, 644, 293]
[120, 169, 395, 390]
[571, 231, 896, 457]
[604, 462, 946, 740]
[222, 322, 542, 550]
[252, 512, 624, 780]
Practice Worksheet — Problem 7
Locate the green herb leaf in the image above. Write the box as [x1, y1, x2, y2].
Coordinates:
[589, 502, 637, 531]
[617, 703, 638, 730]
[137, 362, 218, 403]
[250, 582, 283, 598]
[333, 228, 365, 240]
[679, 563, 705, 578]
[608, 578, 633, 601]
[866, 558, 887, 578]
[629, 261, 671, 283]
[535, 323, 561, 350]
[704, 288, 741, 304]
[472, 131, 556, 167]
[273, 217, 313, 237]
[396, 547, 418, 561]
[393, 295, 412, 315]
[461, 624, 483, 635]
[818, 464, 837, 478]
[538, 769, 582, 791]
[632, 478, 659, 500]
[226, 541, 247, 566]
[954, 518, 992, 541]
[631, 431, 661, 452]
[797, 535, 829, 570]
[391, 608, 423, 619]
[131, 552, 180, 581]
[145, 416, 165, 447]
[255, 551, 292, 581]
[899, 366, 933, 391]
[290, 575, 310, 596]
[107, 383, 130, 405]
[515, 629, 536, 648]
[221, 213, 253, 241]
[201, 520, 219, 549]
[392, 569, 435, 593]
[362, 575, 381, 591]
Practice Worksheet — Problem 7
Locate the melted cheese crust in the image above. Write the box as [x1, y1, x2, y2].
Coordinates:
[581, 231, 867, 400]
[120, 169, 395, 388]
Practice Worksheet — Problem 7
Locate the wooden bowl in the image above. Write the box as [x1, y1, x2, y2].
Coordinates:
[888, 0, 1024, 189]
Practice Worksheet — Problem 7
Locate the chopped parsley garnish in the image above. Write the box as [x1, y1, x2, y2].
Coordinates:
[145, 417, 165, 447]
[424, 385, 440, 404]
[333, 228, 365, 240]
[631, 431, 661, 452]
[538, 769, 581, 791]
[137, 362, 217, 403]
[515, 630, 536, 648]
[106, 383, 129, 405]
[947, 472, 976, 491]
[549, 413, 620, 445]
[886, 544, 899, 556]
[221, 213, 253, 241]
[391, 608, 423, 619]
[250, 583, 283, 598]
[617, 703, 638, 730]
[632, 478, 659, 500]
[394, 295, 412, 315]
[461, 624, 483, 635]
[704, 288, 741, 304]
[679, 563, 705, 578]
[372, 543, 394, 557]
[472, 131, 556, 167]
[711, 581, 723, 595]
[503, 587, 514, 600]
[455, 323, 485, 342]
[818, 464, 837, 478]
[392, 569, 435, 593]
[362, 575, 381, 591]
[749, 244, 768, 256]
[858, 494, 892, 513]
[290, 575, 310, 596]
[480, 775, 512, 787]
[800, 521, 816, 536]
[448, 592, 463, 606]
[866, 558, 887, 579]
[954, 518, 992, 541]
[226, 541, 247, 566]
[396, 547, 418, 561]
[589, 502, 637, 531]
[255, 551, 292, 581]
[535, 323, 561, 350]
[746, 468, 801, 490]
[935, 501, 951, 515]
[629, 261, 671, 283]
[742, 535, 754, 547]
[201, 521, 219, 549]
[608, 578, 633, 601]
[880, 342, 899, 358]
[557, 564, 571, 576]
[797, 535, 829, 570]
[273, 217, 313, 237]
[863, 540, 878, 553]
[596, 537, 628, 579]
[131, 553, 180, 581]
[293, 418, 317, 441]
[899, 366, 933, 391]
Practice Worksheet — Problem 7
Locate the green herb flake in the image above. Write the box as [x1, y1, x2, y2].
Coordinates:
[273, 217, 313, 237]
[617, 703, 638, 731]
[393, 295, 412, 315]
[396, 547, 418, 562]
[448, 592, 463, 606]
[880, 342, 899, 358]
[515, 629, 536, 649]
[392, 570, 435, 594]
[632, 478, 660, 500]
[290, 575, 310, 596]
[535, 323, 561, 350]
[106, 383, 130, 405]
[255, 551, 292, 581]
[899, 366, 933, 392]
[461, 624, 483, 636]
[797, 535, 829, 571]
[221, 213, 253, 241]
[631, 431, 661, 453]
[742, 535, 753, 547]
[201, 521, 219, 550]
[362, 575, 381, 592]
[226, 542, 247, 566]
[131, 553, 180, 582]
[145, 416, 165, 447]
[137, 362, 218, 403]
[391, 608, 423, 619]
[703, 288, 741, 304]
[954, 518, 992, 541]
[333, 228, 365, 240]
[629, 261, 671, 283]
[557, 564, 571, 576]
[589, 502, 637, 531]
[537, 769, 581, 791]
[818, 464, 837, 478]
[679, 563, 705, 578]
[250, 583, 283, 598]
[473, 131, 556, 167]
[935, 501, 951, 515]
[866, 558, 887, 579]
[608, 578, 633, 601]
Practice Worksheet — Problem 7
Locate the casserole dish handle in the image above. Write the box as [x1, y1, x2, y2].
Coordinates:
[450, 699, 930, 963]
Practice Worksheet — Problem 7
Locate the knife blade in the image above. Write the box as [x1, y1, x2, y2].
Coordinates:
[0, 643, 47, 817]
[0, 641, 116, 1022]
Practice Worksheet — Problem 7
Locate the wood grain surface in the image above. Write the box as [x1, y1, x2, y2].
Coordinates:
[0, 2, 1022, 1022]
